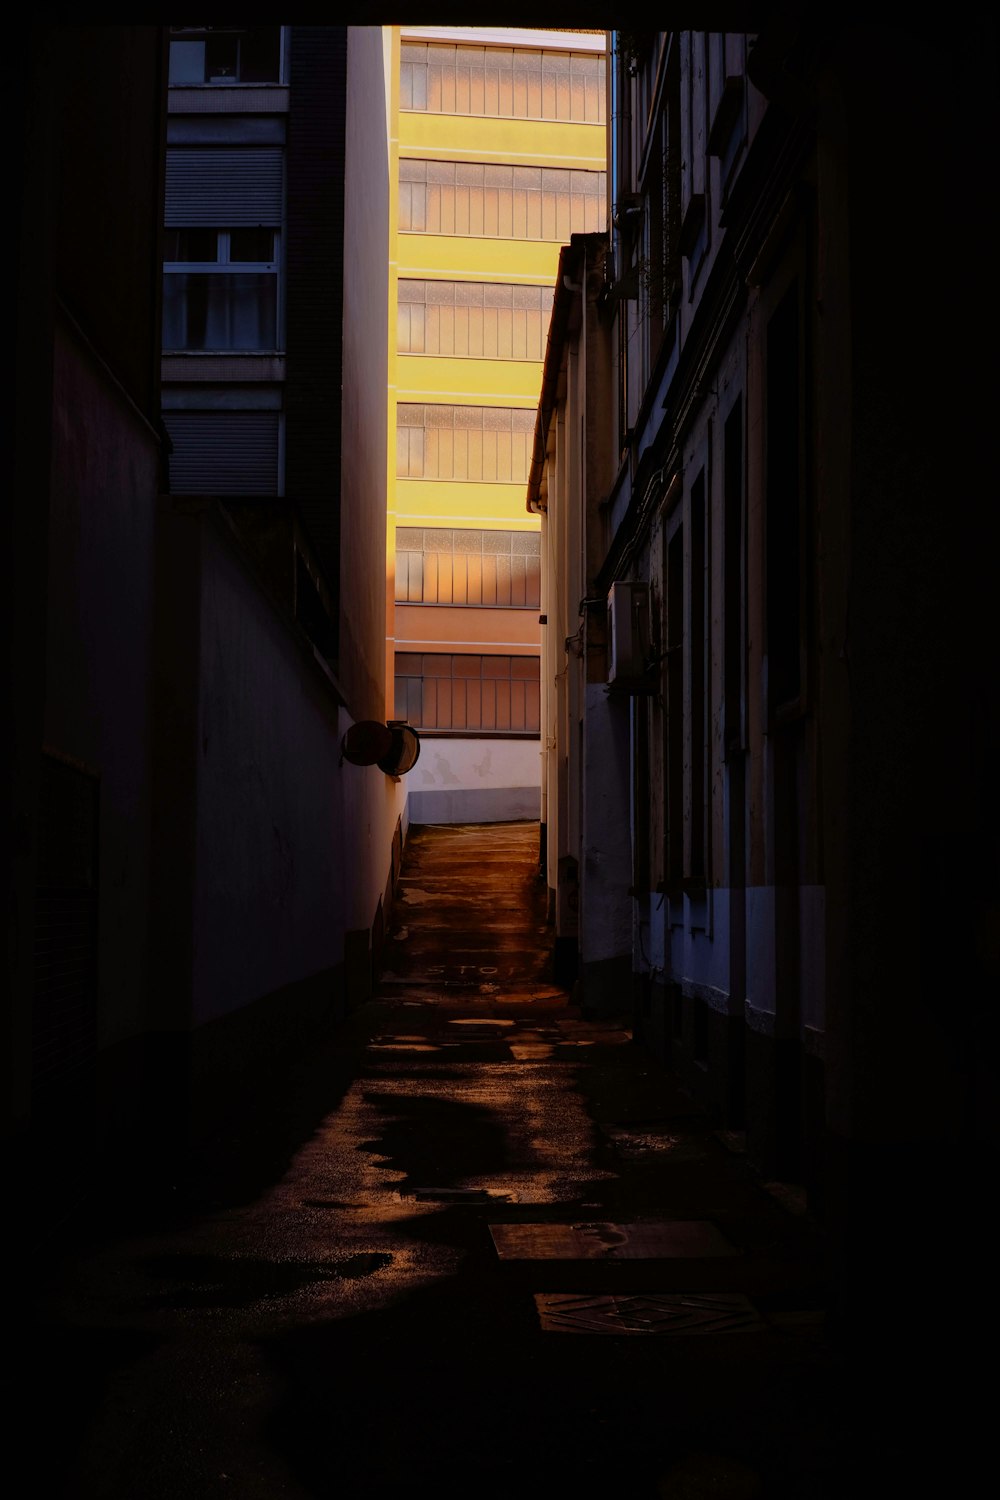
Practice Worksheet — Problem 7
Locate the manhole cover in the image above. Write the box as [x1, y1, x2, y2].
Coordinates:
[490, 1221, 738, 1259]
[534, 1292, 765, 1334]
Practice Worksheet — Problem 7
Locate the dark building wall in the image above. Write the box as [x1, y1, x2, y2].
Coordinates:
[10, 26, 406, 1238]
[147, 26, 405, 1177]
[9, 25, 168, 1223]
[285, 26, 347, 652]
[53, 26, 166, 416]
[818, 20, 998, 1336]
[339, 27, 391, 723]
[553, 17, 997, 1309]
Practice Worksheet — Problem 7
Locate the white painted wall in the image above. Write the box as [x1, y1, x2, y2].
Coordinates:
[192, 522, 405, 1025]
[406, 737, 541, 823]
[340, 25, 391, 723]
[799, 885, 826, 1036]
[581, 682, 632, 963]
[745, 884, 777, 1023]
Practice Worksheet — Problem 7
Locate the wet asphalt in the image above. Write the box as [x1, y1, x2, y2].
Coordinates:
[21, 821, 944, 1498]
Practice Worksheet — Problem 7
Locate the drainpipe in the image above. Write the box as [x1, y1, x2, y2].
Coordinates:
[609, 30, 629, 286]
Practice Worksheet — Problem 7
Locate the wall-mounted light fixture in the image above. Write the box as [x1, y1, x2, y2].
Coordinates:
[340, 720, 421, 778]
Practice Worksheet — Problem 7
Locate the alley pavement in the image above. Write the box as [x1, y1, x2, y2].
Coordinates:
[22, 822, 946, 1498]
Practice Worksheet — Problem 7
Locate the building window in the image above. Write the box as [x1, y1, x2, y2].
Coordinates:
[396, 404, 534, 483]
[396, 528, 540, 607]
[163, 228, 280, 352]
[398, 280, 553, 360]
[400, 42, 605, 123]
[395, 653, 540, 733]
[168, 26, 285, 86]
[398, 160, 606, 241]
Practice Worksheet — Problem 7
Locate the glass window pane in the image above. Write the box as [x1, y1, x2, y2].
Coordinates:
[452, 680, 468, 729]
[205, 34, 240, 81]
[399, 47, 607, 123]
[165, 228, 217, 263]
[169, 40, 206, 85]
[162, 272, 277, 350]
[240, 26, 282, 83]
[229, 228, 274, 262]
[463, 554, 481, 604]
[430, 305, 449, 356]
[226, 273, 277, 348]
[527, 681, 540, 732]
[480, 681, 496, 729]
[405, 553, 423, 602]
[496, 555, 512, 604]
[435, 553, 452, 603]
[450, 557, 467, 603]
[510, 680, 526, 730]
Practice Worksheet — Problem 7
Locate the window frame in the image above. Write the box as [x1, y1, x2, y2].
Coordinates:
[168, 26, 288, 87]
[396, 403, 535, 484]
[162, 228, 283, 353]
[397, 159, 607, 242]
[400, 41, 606, 124]
[395, 527, 541, 608]
[397, 279, 553, 361]
[394, 652, 541, 736]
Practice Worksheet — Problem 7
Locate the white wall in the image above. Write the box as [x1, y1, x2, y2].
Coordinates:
[192, 520, 405, 1025]
[340, 25, 391, 722]
[406, 737, 540, 823]
[581, 682, 632, 964]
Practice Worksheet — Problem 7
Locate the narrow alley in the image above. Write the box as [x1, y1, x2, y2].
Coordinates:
[13, 23, 996, 1499]
[20, 819, 890, 1500]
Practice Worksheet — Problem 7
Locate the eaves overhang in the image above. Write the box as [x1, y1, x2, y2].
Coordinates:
[526, 236, 588, 514]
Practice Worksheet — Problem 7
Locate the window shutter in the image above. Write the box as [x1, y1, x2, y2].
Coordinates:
[163, 411, 281, 495]
[165, 148, 284, 226]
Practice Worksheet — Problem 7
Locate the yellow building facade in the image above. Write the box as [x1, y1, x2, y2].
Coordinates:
[387, 26, 607, 823]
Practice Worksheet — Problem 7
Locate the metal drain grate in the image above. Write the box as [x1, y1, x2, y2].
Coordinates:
[534, 1291, 766, 1334]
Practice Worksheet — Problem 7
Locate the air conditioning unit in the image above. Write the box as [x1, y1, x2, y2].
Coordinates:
[607, 581, 651, 692]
